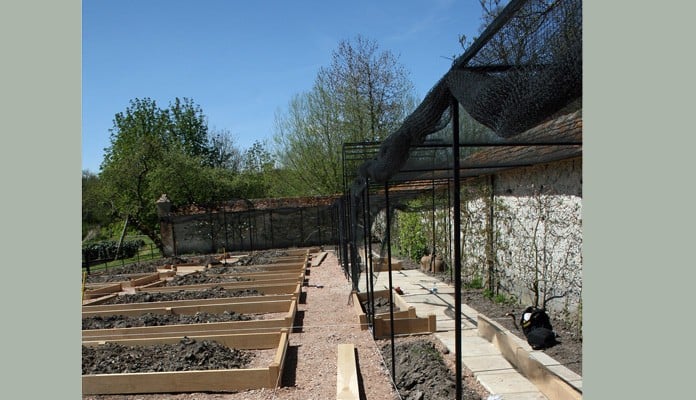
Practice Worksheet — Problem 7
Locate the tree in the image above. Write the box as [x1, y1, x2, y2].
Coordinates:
[207, 128, 242, 171]
[274, 35, 416, 196]
[81, 169, 111, 240]
[99, 97, 231, 251]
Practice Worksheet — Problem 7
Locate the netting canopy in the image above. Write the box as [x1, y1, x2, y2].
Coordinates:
[357, 0, 582, 186]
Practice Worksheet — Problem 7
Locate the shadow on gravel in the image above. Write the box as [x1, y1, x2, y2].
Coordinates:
[280, 345, 299, 387]
[292, 310, 305, 333]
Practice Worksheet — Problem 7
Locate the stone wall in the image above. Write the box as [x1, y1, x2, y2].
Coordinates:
[159, 202, 339, 256]
[393, 157, 582, 328]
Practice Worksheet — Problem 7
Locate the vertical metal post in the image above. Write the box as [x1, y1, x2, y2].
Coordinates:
[488, 175, 496, 293]
[223, 208, 229, 251]
[362, 180, 374, 330]
[431, 178, 436, 270]
[365, 179, 375, 332]
[269, 210, 274, 249]
[384, 182, 396, 381]
[317, 207, 322, 245]
[299, 208, 304, 247]
[447, 180, 452, 283]
[248, 211, 254, 253]
[349, 189, 360, 290]
[452, 98, 463, 400]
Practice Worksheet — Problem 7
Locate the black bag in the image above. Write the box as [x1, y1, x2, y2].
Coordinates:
[519, 306, 558, 350]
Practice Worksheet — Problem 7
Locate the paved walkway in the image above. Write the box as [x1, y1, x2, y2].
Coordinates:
[358, 267, 572, 400]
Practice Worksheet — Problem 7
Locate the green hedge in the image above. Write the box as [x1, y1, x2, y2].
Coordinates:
[82, 239, 145, 262]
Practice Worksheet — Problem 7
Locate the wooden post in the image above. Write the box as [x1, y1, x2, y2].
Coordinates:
[336, 344, 360, 400]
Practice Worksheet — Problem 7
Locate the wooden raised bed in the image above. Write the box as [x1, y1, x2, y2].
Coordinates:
[82, 330, 289, 395]
[136, 281, 303, 297]
[370, 257, 402, 272]
[82, 297, 297, 341]
[351, 289, 436, 338]
[477, 314, 582, 400]
[83, 271, 177, 300]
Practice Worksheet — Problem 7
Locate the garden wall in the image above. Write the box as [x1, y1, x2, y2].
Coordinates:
[392, 157, 582, 329]
[158, 197, 339, 256]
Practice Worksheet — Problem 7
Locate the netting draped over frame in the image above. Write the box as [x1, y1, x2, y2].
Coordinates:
[359, 0, 582, 184]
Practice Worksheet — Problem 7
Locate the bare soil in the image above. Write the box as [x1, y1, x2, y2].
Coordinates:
[82, 337, 254, 374]
[82, 310, 252, 330]
[96, 287, 262, 305]
[164, 271, 250, 286]
[83, 249, 582, 399]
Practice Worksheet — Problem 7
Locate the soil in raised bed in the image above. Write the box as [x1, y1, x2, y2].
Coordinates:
[231, 250, 289, 266]
[96, 287, 262, 305]
[165, 271, 251, 286]
[362, 296, 401, 315]
[82, 337, 254, 375]
[380, 337, 484, 400]
[82, 310, 253, 330]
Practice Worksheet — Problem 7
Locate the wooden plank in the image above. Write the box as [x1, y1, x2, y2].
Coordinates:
[126, 272, 162, 288]
[311, 251, 328, 267]
[82, 299, 294, 318]
[373, 316, 435, 338]
[134, 282, 301, 296]
[82, 331, 282, 349]
[268, 330, 290, 387]
[83, 293, 295, 313]
[139, 277, 300, 292]
[83, 300, 297, 340]
[83, 319, 290, 341]
[336, 344, 360, 400]
[83, 368, 272, 394]
[350, 291, 368, 330]
[83, 283, 123, 299]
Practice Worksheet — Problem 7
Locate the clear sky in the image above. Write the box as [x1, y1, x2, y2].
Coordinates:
[82, 0, 489, 173]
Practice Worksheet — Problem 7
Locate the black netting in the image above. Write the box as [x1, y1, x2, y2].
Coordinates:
[357, 0, 582, 185]
[449, 0, 582, 137]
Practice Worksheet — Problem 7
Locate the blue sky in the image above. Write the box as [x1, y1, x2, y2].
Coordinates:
[82, 0, 488, 173]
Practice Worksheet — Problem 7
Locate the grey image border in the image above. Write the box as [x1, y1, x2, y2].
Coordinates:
[3, 0, 81, 398]
[584, 1, 695, 399]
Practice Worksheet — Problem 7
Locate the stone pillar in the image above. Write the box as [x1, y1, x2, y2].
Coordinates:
[156, 194, 175, 256]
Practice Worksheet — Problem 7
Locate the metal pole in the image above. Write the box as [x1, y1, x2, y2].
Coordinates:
[452, 98, 463, 400]
[365, 179, 375, 332]
[269, 210, 274, 249]
[223, 208, 229, 252]
[385, 182, 396, 381]
[248, 211, 254, 253]
[431, 178, 436, 271]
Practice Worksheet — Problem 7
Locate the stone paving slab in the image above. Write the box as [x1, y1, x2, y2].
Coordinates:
[359, 269, 550, 399]
[475, 369, 546, 395]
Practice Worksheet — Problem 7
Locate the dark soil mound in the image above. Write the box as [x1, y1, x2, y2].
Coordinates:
[362, 296, 401, 315]
[82, 337, 254, 374]
[98, 287, 262, 305]
[85, 273, 140, 284]
[165, 271, 250, 286]
[381, 339, 482, 400]
[233, 250, 289, 266]
[88, 263, 159, 276]
[82, 310, 252, 330]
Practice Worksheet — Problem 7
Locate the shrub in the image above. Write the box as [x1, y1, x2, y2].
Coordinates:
[82, 239, 145, 262]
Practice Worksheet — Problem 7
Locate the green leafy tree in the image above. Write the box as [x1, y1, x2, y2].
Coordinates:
[81, 169, 111, 240]
[99, 97, 234, 251]
[274, 35, 416, 196]
[207, 128, 242, 171]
